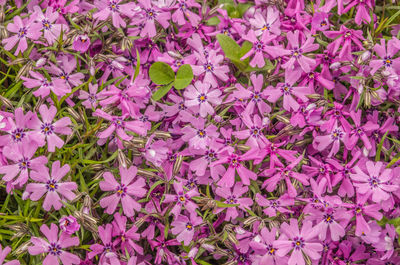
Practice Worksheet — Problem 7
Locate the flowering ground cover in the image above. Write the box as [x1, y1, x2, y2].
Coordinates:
[0, 0, 400, 264]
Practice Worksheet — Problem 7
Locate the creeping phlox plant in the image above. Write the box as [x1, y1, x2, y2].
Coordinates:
[0, 0, 400, 264]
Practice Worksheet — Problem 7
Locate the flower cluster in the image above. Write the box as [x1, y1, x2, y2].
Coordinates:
[0, 0, 400, 264]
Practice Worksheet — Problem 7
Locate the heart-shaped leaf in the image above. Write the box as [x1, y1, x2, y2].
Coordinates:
[149, 62, 175, 85]
[174, 64, 193, 90]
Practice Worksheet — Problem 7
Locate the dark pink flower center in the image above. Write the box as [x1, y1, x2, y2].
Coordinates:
[368, 176, 380, 188]
[280, 84, 292, 95]
[198, 93, 207, 103]
[116, 184, 127, 197]
[11, 128, 26, 142]
[41, 122, 54, 135]
[18, 27, 27, 38]
[331, 128, 344, 141]
[146, 9, 157, 19]
[197, 129, 206, 138]
[292, 237, 305, 250]
[323, 213, 334, 224]
[46, 179, 58, 191]
[383, 56, 393, 67]
[48, 243, 62, 256]
[42, 19, 52, 30]
[109, 1, 120, 12]
[203, 62, 214, 72]
[226, 195, 237, 204]
[18, 158, 31, 170]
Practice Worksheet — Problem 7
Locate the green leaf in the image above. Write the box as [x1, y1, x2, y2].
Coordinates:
[149, 62, 175, 85]
[217, 34, 241, 61]
[174, 64, 193, 90]
[215, 200, 239, 208]
[375, 131, 388, 162]
[134, 49, 140, 81]
[152, 82, 173, 101]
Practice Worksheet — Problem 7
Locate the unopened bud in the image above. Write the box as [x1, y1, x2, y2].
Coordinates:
[172, 155, 183, 176]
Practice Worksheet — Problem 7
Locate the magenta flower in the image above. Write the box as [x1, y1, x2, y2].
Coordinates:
[343, 110, 378, 151]
[148, 234, 180, 264]
[2, 15, 41, 55]
[0, 143, 47, 186]
[314, 126, 346, 157]
[72, 34, 90, 53]
[28, 223, 80, 265]
[212, 149, 259, 187]
[28, 105, 72, 152]
[33, 6, 62, 45]
[99, 166, 146, 217]
[0, 108, 34, 147]
[369, 38, 400, 75]
[263, 71, 310, 111]
[350, 161, 398, 203]
[22, 71, 69, 97]
[93, 109, 147, 140]
[312, 208, 349, 241]
[275, 219, 323, 265]
[45, 56, 84, 90]
[250, 227, 288, 265]
[341, 0, 373, 25]
[25, 161, 77, 211]
[79, 83, 101, 109]
[133, 0, 171, 37]
[181, 118, 219, 150]
[184, 81, 222, 118]
[214, 183, 253, 221]
[171, 214, 202, 246]
[233, 114, 268, 149]
[0, 243, 20, 265]
[256, 193, 294, 217]
[171, 0, 201, 26]
[93, 0, 136, 28]
[324, 25, 364, 60]
[112, 212, 143, 255]
[240, 30, 277, 68]
[255, 141, 297, 168]
[249, 7, 281, 36]
[59, 216, 80, 235]
[270, 30, 319, 73]
[192, 49, 229, 88]
[263, 155, 309, 198]
[163, 181, 199, 217]
[89, 224, 121, 265]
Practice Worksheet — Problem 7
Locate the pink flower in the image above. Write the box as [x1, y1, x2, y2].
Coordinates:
[181, 118, 219, 150]
[79, 83, 101, 109]
[22, 71, 69, 97]
[184, 81, 222, 118]
[25, 161, 77, 211]
[2, 15, 42, 55]
[0, 108, 34, 148]
[28, 105, 72, 152]
[0, 243, 20, 265]
[192, 49, 229, 88]
[33, 6, 62, 45]
[45, 56, 84, 90]
[262, 155, 309, 197]
[93, 109, 147, 140]
[72, 34, 90, 53]
[214, 183, 253, 221]
[132, 0, 171, 37]
[99, 166, 146, 217]
[112, 212, 143, 255]
[312, 208, 349, 241]
[28, 223, 80, 265]
[212, 149, 259, 187]
[0, 143, 47, 186]
[171, 0, 201, 26]
[233, 114, 268, 149]
[249, 227, 288, 265]
[240, 30, 277, 68]
[275, 219, 323, 265]
[351, 161, 398, 203]
[93, 0, 136, 28]
[324, 25, 364, 61]
[369, 38, 400, 75]
[314, 126, 346, 157]
[249, 7, 281, 36]
[59, 216, 80, 235]
[256, 193, 294, 217]
[163, 181, 199, 217]
[263, 71, 310, 111]
[88, 224, 121, 265]
[171, 214, 202, 246]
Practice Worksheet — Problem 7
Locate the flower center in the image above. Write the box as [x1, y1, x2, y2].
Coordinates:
[18, 27, 27, 38]
[266, 244, 276, 255]
[229, 156, 241, 168]
[203, 62, 214, 72]
[46, 179, 58, 191]
[48, 243, 61, 256]
[383, 56, 393, 67]
[227, 195, 237, 204]
[280, 84, 292, 95]
[109, 1, 119, 11]
[292, 237, 304, 250]
[18, 158, 31, 170]
[42, 19, 52, 30]
[368, 176, 380, 188]
[116, 185, 127, 197]
[255, 41, 264, 52]
[11, 128, 26, 142]
[41, 123, 54, 135]
[113, 118, 124, 128]
[261, 24, 270, 31]
[251, 126, 261, 138]
[291, 48, 302, 58]
[324, 213, 334, 223]
[146, 9, 157, 19]
[198, 93, 207, 103]
[186, 223, 193, 231]
[197, 129, 206, 138]
[331, 128, 344, 141]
